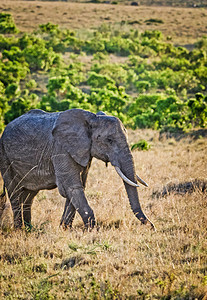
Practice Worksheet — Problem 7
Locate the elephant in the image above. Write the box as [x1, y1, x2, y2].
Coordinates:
[0, 108, 155, 230]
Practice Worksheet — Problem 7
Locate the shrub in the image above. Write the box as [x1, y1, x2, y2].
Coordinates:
[89, 84, 130, 117]
[2, 46, 23, 62]
[39, 22, 59, 34]
[87, 72, 115, 88]
[187, 93, 207, 127]
[23, 44, 62, 71]
[135, 81, 151, 92]
[4, 98, 34, 124]
[0, 13, 19, 34]
[131, 140, 151, 151]
[5, 83, 20, 99]
[141, 30, 163, 40]
[92, 63, 128, 87]
[47, 76, 70, 94]
[0, 35, 18, 51]
[0, 60, 29, 87]
[26, 79, 37, 90]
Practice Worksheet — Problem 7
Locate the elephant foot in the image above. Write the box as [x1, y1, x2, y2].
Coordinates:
[60, 208, 76, 230]
[83, 216, 96, 231]
[24, 221, 33, 232]
[13, 220, 23, 229]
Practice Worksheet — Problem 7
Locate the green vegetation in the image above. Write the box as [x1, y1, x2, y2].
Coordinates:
[0, 15, 206, 132]
[0, 13, 18, 34]
[131, 139, 151, 151]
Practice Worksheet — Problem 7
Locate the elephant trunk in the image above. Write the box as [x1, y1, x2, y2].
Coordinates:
[116, 149, 155, 230]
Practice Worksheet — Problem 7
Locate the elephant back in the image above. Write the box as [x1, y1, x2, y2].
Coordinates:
[1, 110, 59, 171]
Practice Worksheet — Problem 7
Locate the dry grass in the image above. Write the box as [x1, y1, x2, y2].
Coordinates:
[0, 129, 206, 299]
[1, 0, 207, 45]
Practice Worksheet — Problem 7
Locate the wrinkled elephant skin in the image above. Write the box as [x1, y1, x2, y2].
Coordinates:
[0, 109, 154, 230]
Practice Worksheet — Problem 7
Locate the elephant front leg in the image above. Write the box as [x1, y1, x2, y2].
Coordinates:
[66, 187, 95, 229]
[53, 155, 95, 229]
[60, 198, 76, 229]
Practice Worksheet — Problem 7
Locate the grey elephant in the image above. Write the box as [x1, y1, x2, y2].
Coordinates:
[0, 109, 155, 230]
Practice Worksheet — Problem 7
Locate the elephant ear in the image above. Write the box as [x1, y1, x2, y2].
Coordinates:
[52, 109, 95, 167]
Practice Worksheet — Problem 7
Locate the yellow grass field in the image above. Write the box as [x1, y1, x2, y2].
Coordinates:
[0, 129, 207, 298]
[1, 0, 207, 44]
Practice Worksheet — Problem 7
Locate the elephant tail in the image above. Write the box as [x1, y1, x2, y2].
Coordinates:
[0, 138, 7, 221]
[0, 184, 6, 221]
[0, 136, 7, 178]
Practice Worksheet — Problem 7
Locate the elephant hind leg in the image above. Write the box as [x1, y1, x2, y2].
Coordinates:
[22, 190, 38, 228]
[8, 188, 24, 228]
[8, 187, 37, 229]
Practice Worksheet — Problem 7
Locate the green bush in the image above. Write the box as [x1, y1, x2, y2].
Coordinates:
[135, 81, 151, 92]
[47, 76, 70, 94]
[131, 140, 151, 151]
[5, 83, 20, 99]
[187, 93, 207, 127]
[91, 63, 128, 87]
[23, 44, 62, 71]
[0, 13, 18, 34]
[26, 79, 37, 90]
[0, 34, 18, 51]
[88, 84, 130, 123]
[0, 60, 29, 87]
[87, 72, 115, 88]
[4, 98, 34, 124]
[39, 22, 60, 34]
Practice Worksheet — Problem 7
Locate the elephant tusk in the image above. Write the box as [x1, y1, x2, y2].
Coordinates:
[136, 175, 148, 187]
[114, 166, 139, 187]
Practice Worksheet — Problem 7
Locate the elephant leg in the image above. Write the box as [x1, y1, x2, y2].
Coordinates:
[69, 187, 95, 229]
[22, 190, 38, 228]
[9, 188, 24, 229]
[53, 155, 95, 229]
[60, 198, 76, 229]
[60, 159, 93, 229]
[81, 158, 92, 189]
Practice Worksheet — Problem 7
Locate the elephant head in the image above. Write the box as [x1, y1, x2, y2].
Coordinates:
[52, 109, 155, 230]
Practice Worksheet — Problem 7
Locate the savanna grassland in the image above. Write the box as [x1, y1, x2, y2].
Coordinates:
[0, 0, 207, 44]
[0, 0, 207, 299]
